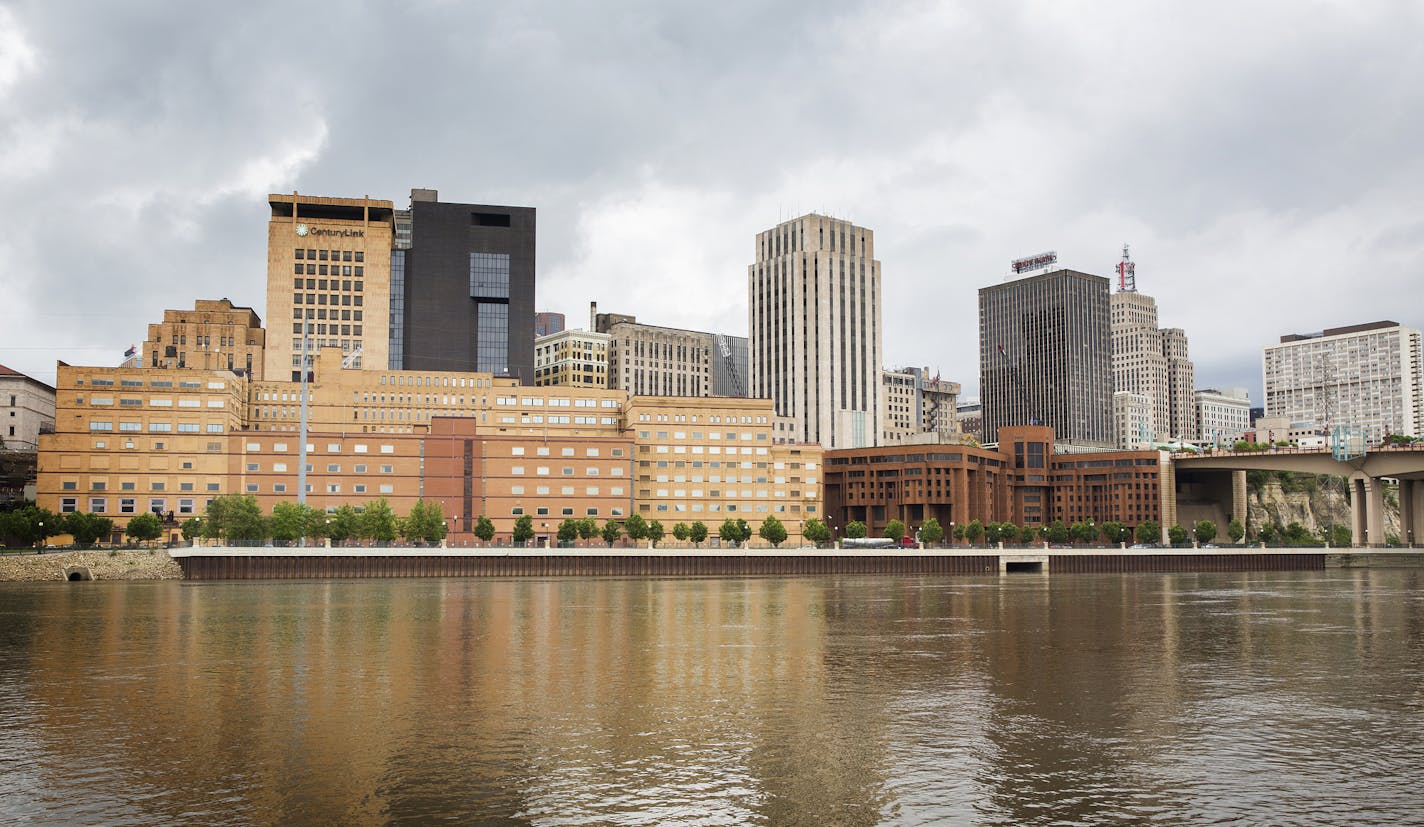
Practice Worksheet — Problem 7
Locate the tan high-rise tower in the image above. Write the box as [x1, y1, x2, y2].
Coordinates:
[264, 193, 395, 381]
[749, 214, 882, 448]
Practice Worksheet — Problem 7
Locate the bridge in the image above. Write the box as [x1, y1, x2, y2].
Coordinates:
[1173, 442, 1424, 547]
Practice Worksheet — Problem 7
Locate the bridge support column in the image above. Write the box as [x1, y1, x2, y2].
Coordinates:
[1353, 476, 1387, 547]
[1231, 470, 1248, 528]
[1400, 479, 1419, 547]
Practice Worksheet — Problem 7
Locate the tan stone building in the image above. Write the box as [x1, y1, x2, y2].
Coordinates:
[1, 364, 56, 452]
[533, 328, 610, 388]
[142, 299, 266, 379]
[264, 193, 395, 380]
[880, 367, 961, 444]
[750, 214, 882, 449]
[625, 396, 822, 539]
[38, 354, 819, 544]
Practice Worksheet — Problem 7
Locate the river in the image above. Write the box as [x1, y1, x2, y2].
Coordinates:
[2, 571, 1422, 825]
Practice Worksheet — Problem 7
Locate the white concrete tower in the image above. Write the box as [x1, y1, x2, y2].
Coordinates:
[749, 214, 882, 448]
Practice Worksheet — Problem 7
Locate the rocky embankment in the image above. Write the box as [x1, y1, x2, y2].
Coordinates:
[0, 549, 183, 581]
[1248, 476, 1400, 541]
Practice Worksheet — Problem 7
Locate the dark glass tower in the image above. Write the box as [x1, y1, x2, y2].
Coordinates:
[979, 269, 1113, 447]
[399, 191, 536, 383]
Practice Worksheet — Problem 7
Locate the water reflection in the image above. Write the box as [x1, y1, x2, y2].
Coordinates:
[0, 571, 1421, 825]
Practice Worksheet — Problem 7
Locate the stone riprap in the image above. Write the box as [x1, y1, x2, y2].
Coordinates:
[0, 549, 183, 581]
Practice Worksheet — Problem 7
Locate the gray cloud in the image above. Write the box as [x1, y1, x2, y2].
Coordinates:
[2, 0, 1421, 411]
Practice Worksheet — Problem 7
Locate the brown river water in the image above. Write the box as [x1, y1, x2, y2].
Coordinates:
[1, 570, 1422, 825]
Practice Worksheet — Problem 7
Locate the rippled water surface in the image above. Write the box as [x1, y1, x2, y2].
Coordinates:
[2, 571, 1423, 825]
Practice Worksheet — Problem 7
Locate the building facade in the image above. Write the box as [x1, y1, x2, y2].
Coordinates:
[1, 364, 55, 451]
[534, 312, 566, 337]
[1195, 387, 1251, 445]
[1112, 391, 1152, 450]
[143, 299, 266, 379]
[979, 269, 1113, 447]
[36, 352, 821, 545]
[1263, 321, 1423, 444]
[400, 190, 536, 383]
[881, 367, 962, 444]
[749, 214, 882, 449]
[534, 328, 610, 388]
[592, 305, 748, 398]
[823, 425, 1167, 539]
[264, 193, 394, 380]
[1110, 287, 1197, 442]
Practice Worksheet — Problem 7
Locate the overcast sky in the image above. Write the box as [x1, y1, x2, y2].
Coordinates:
[3, 1, 1422, 404]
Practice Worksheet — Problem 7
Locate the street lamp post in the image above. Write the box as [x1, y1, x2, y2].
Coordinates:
[36, 521, 43, 554]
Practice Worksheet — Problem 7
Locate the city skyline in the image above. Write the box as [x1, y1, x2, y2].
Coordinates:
[2, 2, 1422, 405]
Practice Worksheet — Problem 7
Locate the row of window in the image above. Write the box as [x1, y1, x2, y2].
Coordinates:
[61, 497, 199, 514]
[510, 446, 619, 457]
[512, 506, 623, 517]
[243, 442, 398, 454]
[509, 486, 624, 496]
[79, 379, 227, 390]
[508, 466, 625, 477]
[64, 481, 217, 492]
[295, 249, 365, 262]
[89, 422, 225, 433]
[243, 462, 395, 474]
[88, 397, 225, 409]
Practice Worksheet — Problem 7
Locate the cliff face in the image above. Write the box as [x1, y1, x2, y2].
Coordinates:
[1247, 478, 1399, 541]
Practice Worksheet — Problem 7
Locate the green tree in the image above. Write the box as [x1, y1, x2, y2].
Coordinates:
[326, 505, 360, 547]
[883, 519, 906, 542]
[360, 498, 399, 545]
[513, 514, 535, 545]
[270, 501, 312, 546]
[1168, 524, 1189, 546]
[400, 499, 447, 545]
[1328, 524, 1351, 547]
[918, 518, 943, 545]
[718, 519, 742, 546]
[1194, 520, 1217, 544]
[963, 519, 984, 545]
[688, 520, 708, 547]
[624, 513, 649, 542]
[577, 517, 600, 542]
[953, 523, 966, 541]
[1227, 518, 1246, 543]
[803, 518, 832, 546]
[1283, 522, 1321, 546]
[759, 515, 788, 547]
[179, 517, 204, 542]
[736, 519, 751, 543]
[844, 520, 867, 539]
[2, 505, 60, 548]
[600, 519, 622, 546]
[672, 522, 690, 542]
[473, 515, 496, 543]
[124, 512, 163, 544]
[1069, 521, 1095, 544]
[65, 511, 114, 547]
[1046, 520, 1070, 544]
[1019, 524, 1039, 544]
[982, 521, 1002, 544]
[1134, 520, 1160, 545]
[1100, 521, 1128, 544]
[205, 495, 266, 546]
[1258, 522, 1280, 544]
[646, 519, 665, 547]
[557, 519, 579, 545]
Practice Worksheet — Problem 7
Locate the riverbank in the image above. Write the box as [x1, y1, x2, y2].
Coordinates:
[0, 548, 184, 581]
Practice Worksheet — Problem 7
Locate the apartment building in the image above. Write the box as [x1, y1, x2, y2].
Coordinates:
[142, 299, 266, 379]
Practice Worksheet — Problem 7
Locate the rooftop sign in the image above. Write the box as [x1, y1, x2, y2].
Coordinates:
[1011, 251, 1057, 274]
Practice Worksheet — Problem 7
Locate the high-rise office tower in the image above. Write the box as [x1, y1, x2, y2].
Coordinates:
[749, 214, 882, 448]
[264, 193, 395, 381]
[398, 190, 536, 383]
[1109, 247, 1197, 441]
[979, 268, 1113, 446]
[1264, 320, 1423, 443]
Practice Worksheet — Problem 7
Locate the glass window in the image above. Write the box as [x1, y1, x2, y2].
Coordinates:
[469, 252, 510, 299]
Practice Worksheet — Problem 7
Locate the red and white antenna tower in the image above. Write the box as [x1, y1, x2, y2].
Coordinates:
[1116, 243, 1136, 292]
